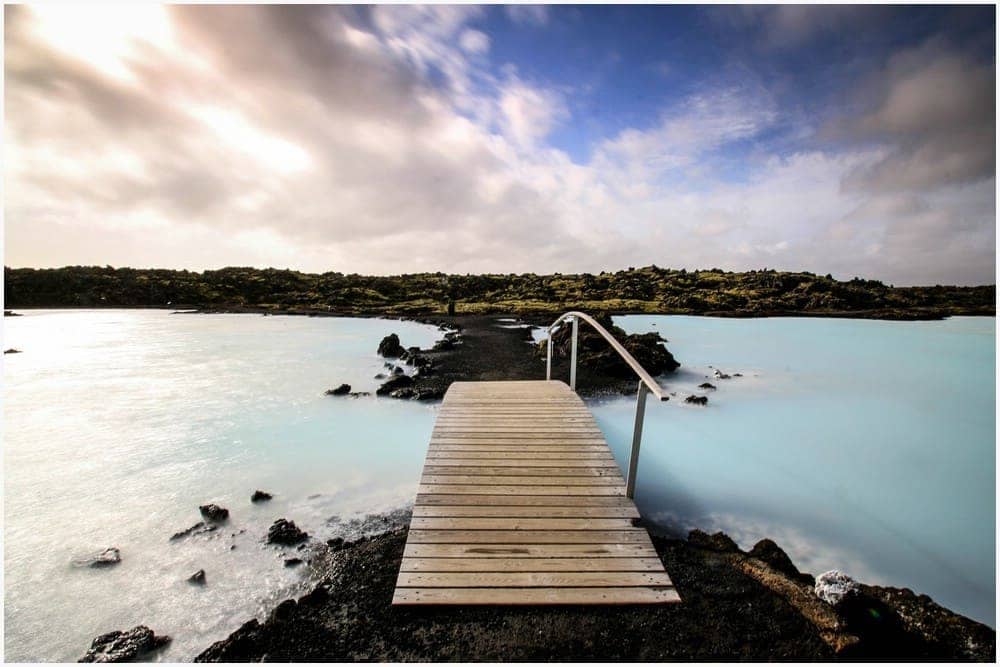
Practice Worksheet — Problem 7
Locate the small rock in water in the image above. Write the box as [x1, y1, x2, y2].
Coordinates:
[324, 384, 351, 396]
[698, 382, 717, 390]
[349, 391, 371, 398]
[267, 518, 309, 545]
[188, 569, 206, 585]
[815, 570, 859, 606]
[391, 366, 405, 376]
[376, 333, 406, 358]
[4, 348, 21, 354]
[685, 395, 709, 406]
[376, 374, 413, 396]
[734, 373, 743, 377]
[284, 557, 303, 567]
[199, 504, 229, 522]
[72, 547, 122, 568]
[251, 490, 273, 503]
[714, 369, 731, 379]
[170, 521, 217, 541]
[373, 373, 387, 380]
[79, 625, 171, 662]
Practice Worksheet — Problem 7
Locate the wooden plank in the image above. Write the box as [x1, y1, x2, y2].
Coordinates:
[427, 447, 613, 455]
[392, 586, 679, 605]
[415, 494, 634, 506]
[424, 458, 618, 467]
[418, 484, 626, 496]
[406, 530, 651, 544]
[396, 572, 673, 588]
[411, 506, 640, 518]
[409, 517, 637, 531]
[399, 557, 663, 572]
[403, 542, 658, 558]
[422, 466, 619, 476]
[419, 475, 623, 486]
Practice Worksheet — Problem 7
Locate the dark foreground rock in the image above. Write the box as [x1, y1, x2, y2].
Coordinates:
[198, 504, 229, 522]
[4, 348, 21, 354]
[685, 394, 708, 405]
[324, 384, 351, 396]
[195, 526, 994, 662]
[188, 569, 206, 586]
[80, 625, 171, 662]
[251, 490, 273, 503]
[267, 519, 308, 545]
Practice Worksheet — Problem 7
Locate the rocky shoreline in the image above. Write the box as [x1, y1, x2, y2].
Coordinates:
[194, 525, 995, 662]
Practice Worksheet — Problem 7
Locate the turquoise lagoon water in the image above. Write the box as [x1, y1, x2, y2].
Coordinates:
[600, 315, 995, 627]
[2, 311, 995, 661]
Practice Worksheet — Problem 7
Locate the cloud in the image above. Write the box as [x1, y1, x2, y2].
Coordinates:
[713, 5, 889, 51]
[835, 39, 995, 192]
[505, 5, 550, 27]
[3, 5, 994, 285]
[459, 29, 490, 55]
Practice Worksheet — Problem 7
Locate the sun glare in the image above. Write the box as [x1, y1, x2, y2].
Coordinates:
[27, 4, 174, 83]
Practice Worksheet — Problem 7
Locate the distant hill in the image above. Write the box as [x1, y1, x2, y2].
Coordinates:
[3, 265, 994, 320]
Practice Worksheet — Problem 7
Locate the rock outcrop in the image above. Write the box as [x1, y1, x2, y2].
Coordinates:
[377, 334, 406, 358]
[267, 519, 309, 545]
[79, 625, 171, 662]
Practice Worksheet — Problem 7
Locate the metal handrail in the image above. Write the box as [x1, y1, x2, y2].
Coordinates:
[543, 311, 669, 499]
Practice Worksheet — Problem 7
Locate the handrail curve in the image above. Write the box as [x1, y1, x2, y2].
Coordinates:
[545, 311, 669, 401]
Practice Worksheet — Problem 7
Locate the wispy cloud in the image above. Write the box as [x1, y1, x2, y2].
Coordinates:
[3, 5, 994, 284]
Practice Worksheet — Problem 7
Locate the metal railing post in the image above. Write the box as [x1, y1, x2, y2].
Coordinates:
[625, 381, 649, 499]
[569, 316, 579, 391]
[546, 331, 553, 381]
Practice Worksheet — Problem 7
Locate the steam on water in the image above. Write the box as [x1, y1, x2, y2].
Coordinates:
[3, 310, 995, 661]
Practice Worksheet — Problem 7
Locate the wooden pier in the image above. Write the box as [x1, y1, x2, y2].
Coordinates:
[393, 380, 679, 605]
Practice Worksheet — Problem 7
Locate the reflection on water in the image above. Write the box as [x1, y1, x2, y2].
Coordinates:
[590, 315, 995, 627]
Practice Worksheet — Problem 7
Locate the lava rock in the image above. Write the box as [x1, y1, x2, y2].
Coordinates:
[199, 504, 229, 522]
[748, 539, 809, 583]
[714, 369, 732, 379]
[72, 547, 122, 568]
[284, 558, 304, 567]
[373, 373, 387, 380]
[698, 382, 717, 390]
[377, 334, 406, 358]
[267, 519, 309, 545]
[815, 570, 859, 606]
[544, 314, 679, 378]
[349, 391, 371, 398]
[389, 387, 416, 399]
[79, 625, 171, 662]
[375, 374, 413, 396]
[391, 366, 405, 376]
[324, 384, 351, 396]
[685, 395, 709, 405]
[4, 348, 21, 354]
[188, 569, 206, 585]
[432, 338, 454, 351]
[688, 529, 740, 553]
[251, 490, 273, 503]
[170, 521, 218, 541]
[326, 537, 346, 551]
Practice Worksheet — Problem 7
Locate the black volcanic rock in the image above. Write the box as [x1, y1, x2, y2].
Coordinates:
[80, 626, 171, 662]
[376, 374, 413, 396]
[267, 519, 309, 545]
[325, 384, 351, 396]
[685, 395, 708, 406]
[199, 504, 229, 522]
[251, 490, 273, 503]
[377, 334, 406, 358]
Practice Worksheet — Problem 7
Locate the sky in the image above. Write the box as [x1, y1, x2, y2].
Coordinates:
[3, 4, 996, 285]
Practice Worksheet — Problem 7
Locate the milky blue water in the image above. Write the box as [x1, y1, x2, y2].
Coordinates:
[3, 311, 995, 662]
[598, 315, 996, 627]
[3, 310, 441, 661]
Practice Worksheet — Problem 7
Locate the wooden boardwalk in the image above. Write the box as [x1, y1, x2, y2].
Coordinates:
[393, 380, 679, 605]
